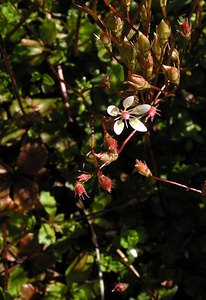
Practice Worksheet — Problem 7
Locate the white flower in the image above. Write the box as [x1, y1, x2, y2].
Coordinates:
[107, 96, 151, 135]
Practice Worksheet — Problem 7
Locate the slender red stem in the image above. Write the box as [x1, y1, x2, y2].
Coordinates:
[118, 129, 137, 154]
[151, 175, 202, 195]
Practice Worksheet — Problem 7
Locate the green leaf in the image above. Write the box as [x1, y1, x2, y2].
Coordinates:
[7, 266, 28, 297]
[40, 191, 57, 216]
[120, 229, 139, 249]
[65, 252, 94, 286]
[38, 223, 56, 246]
[39, 19, 57, 45]
[43, 282, 67, 300]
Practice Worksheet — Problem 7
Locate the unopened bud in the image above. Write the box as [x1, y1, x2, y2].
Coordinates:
[100, 30, 112, 51]
[135, 160, 152, 177]
[145, 52, 154, 78]
[74, 181, 89, 199]
[163, 65, 180, 85]
[21, 39, 44, 55]
[121, 0, 131, 16]
[139, 4, 150, 32]
[160, 0, 167, 7]
[97, 171, 112, 193]
[171, 49, 180, 67]
[127, 74, 151, 90]
[104, 133, 118, 153]
[152, 33, 162, 61]
[178, 19, 192, 40]
[135, 32, 150, 57]
[119, 41, 136, 70]
[157, 19, 171, 46]
[104, 13, 123, 38]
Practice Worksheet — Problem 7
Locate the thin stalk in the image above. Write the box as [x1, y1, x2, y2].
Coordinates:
[116, 249, 140, 278]
[90, 114, 99, 168]
[57, 65, 73, 122]
[0, 34, 26, 115]
[118, 129, 137, 154]
[78, 200, 105, 300]
[151, 175, 202, 195]
[1, 223, 9, 291]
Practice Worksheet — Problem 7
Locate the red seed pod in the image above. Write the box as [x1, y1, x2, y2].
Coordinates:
[97, 171, 112, 193]
[135, 160, 152, 177]
[104, 133, 118, 153]
[76, 173, 92, 183]
[74, 181, 89, 199]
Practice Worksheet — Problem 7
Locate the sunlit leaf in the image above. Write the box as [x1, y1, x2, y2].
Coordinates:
[38, 223, 56, 246]
[40, 191, 57, 216]
[7, 267, 28, 297]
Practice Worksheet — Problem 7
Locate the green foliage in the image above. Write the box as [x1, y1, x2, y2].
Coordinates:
[0, 0, 206, 299]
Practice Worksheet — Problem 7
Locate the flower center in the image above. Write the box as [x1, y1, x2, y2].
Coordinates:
[121, 111, 130, 120]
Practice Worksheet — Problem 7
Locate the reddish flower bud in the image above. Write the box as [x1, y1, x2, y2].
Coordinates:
[178, 19, 192, 40]
[104, 133, 118, 153]
[135, 160, 152, 177]
[127, 74, 151, 90]
[157, 19, 171, 46]
[74, 181, 89, 199]
[76, 173, 92, 183]
[97, 171, 112, 193]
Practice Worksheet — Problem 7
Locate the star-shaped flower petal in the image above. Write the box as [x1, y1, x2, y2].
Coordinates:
[107, 96, 151, 135]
